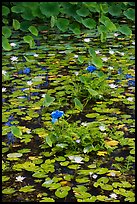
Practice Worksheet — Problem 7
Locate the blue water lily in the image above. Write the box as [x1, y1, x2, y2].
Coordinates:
[7, 132, 15, 144]
[23, 67, 31, 74]
[125, 74, 134, 79]
[128, 80, 135, 87]
[86, 65, 97, 73]
[51, 110, 64, 123]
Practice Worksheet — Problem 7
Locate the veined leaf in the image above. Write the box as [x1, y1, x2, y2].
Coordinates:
[28, 26, 38, 36]
[46, 136, 52, 147]
[74, 98, 83, 112]
[13, 19, 20, 30]
[56, 18, 69, 32]
[118, 25, 132, 36]
[124, 8, 135, 21]
[43, 94, 55, 107]
[82, 18, 96, 29]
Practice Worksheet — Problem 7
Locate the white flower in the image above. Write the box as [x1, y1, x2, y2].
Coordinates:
[89, 172, 93, 177]
[10, 43, 16, 47]
[34, 54, 39, 57]
[68, 156, 84, 164]
[99, 125, 106, 131]
[102, 57, 108, 62]
[42, 94, 46, 98]
[110, 172, 116, 177]
[15, 176, 26, 182]
[26, 130, 31, 134]
[23, 88, 29, 91]
[74, 71, 79, 76]
[76, 139, 80, 143]
[109, 50, 114, 55]
[127, 97, 133, 102]
[114, 33, 119, 37]
[108, 66, 114, 70]
[2, 70, 7, 75]
[27, 81, 32, 86]
[81, 122, 88, 126]
[84, 38, 90, 43]
[132, 41, 135, 45]
[120, 52, 124, 56]
[109, 84, 117, 88]
[10, 56, 18, 61]
[92, 174, 98, 179]
[109, 193, 117, 199]
[95, 50, 100, 54]
[74, 54, 78, 58]
[2, 87, 6, 92]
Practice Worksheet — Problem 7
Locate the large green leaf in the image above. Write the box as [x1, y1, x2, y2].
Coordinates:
[99, 15, 116, 31]
[123, 8, 135, 21]
[56, 18, 69, 32]
[11, 126, 22, 138]
[28, 26, 38, 36]
[46, 136, 52, 147]
[40, 2, 60, 17]
[118, 25, 132, 36]
[76, 7, 90, 17]
[2, 36, 12, 51]
[74, 98, 83, 112]
[21, 8, 34, 20]
[100, 3, 108, 14]
[2, 6, 10, 16]
[69, 22, 81, 34]
[11, 5, 25, 13]
[83, 2, 100, 13]
[92, 56, 103, 68]
[13, 19, 20, 30]
[43, 93, 55, 107]
[2, 26, 12, 38]
[108, 5, 122, 16]
[88, 88, 99, 97]
[82, 18, 96, 29]
[23, 35, 35, 48]
[89, 48, 96, 57]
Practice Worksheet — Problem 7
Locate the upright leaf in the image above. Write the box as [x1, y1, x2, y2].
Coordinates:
[46, 136, 52, 147]
[43, 94, 55, 107]
[74, 98, 83, 112]
[13, 19, 20, 30]
[82, 18, 96, 29]
[11, 126, 22, 138]
[2, 26, 12, 38]
[92, 56, 103, 68]
[118, 25, 132, 36]
[56, 18, 69, 32]
[2, 6, 10, 16]
[123, 8, 135, 21]
[28, 26, 38, 36]
[2, 36, 12, 51]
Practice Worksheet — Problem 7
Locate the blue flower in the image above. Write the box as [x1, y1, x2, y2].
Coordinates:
[118, 68, 122, 74]
[23, 67, 31, 74]
[7, 132, 15, 144]
[128, 80, 135, 87]
[125, 74, 134, 79]
[51, 110, 64, 123]
[86, 65, 97, 73]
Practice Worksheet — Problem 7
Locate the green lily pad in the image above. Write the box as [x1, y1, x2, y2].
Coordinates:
[40, 197, 55, 202]
[2, 187, 16, 194]
[2, 176, 10, 182]
[55, 186, 70, 198]
[19, 185, 35, 193]
[32, 172, 48, 178]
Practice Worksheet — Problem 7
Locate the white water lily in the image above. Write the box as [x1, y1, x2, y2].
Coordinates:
[76, 139, 81, 143]
[2, 87, 6, 92]
[102, 57, 108, 62]
[99, 125, 106, 131]
[84, 38, 90, 42]
[109, 84, 117, 89]
[114, 33, 119, 37]
[109, 193, 117, 199]
[34, 53, 39, 57]
[2, 70, 7, 75]
[68, 156, 84, 163]
[26, 130, 31, 134]
[132, 41, 135, 45]
[108, 66, 114, 70]
[81, 122, 88, 126]
[127, 97, 133, 102]
[74, 71, 79, 76]
[95, 50, 100, 54]
[110, 172, 116, 177]
[120, 52, 124, 56]
[92, 174, 98, 179]
[23, 88, 29, 91]
[109, 49, 114, 55]
[15, 175, 26, 182]
[10, 56, 18, 61]
[42, 94, 46, 98]
[89, 172, 93, 177]
[27, 81, 33, 86]
[74, 54, 78, 58]
[10, 43, 16, 47]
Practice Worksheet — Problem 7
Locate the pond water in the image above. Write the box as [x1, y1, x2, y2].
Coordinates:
[2, 28, 135, 202]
